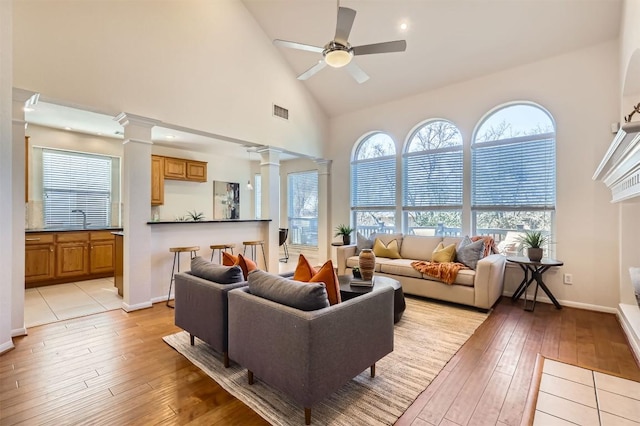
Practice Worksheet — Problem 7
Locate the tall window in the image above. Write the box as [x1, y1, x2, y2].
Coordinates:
[472, 103, 556, 251]
[403, 120, 463, 236]
[351, 133, 396, 237]
[288, 170, 318, 247]
[42, 148, 119, 228]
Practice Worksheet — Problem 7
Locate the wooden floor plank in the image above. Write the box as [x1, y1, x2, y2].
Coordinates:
[1, 297, 639, 426]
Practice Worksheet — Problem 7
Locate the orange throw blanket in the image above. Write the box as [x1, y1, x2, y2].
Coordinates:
[411, 261, 468, 285]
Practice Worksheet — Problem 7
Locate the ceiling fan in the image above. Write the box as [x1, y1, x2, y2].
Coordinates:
[273, 5, 407, 84]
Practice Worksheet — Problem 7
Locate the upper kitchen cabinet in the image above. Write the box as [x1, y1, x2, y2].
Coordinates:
[151, 154, 208, 205]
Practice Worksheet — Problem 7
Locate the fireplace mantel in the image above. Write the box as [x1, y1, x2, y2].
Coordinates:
[593, 121, 640, 202]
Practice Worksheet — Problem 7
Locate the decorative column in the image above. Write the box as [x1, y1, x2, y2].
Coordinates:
[5, 89, 37, 343]
[116, 113, 159, 311]
[315, 159, 332, 263]
[257, 148, 281, 273]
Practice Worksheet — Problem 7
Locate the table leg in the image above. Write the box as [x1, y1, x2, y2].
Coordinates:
[512, 265, 531, 301]
[534, 272, 562, 309]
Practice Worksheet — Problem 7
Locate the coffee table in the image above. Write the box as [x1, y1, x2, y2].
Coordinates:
[338, 275, 406, 323]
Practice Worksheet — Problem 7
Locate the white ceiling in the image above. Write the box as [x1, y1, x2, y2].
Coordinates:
[242, 0, 623, 117]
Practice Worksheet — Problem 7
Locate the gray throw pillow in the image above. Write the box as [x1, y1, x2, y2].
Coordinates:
[190, 256, 244, 284]
[247, 269, 330, 311]
[355, 231, 374, 255]
[456, 237, 485, 270]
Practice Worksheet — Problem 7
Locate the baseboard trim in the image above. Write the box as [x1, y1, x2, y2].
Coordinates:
[502, 291, 618, 314]
[617, 304, 640, 364]
[122, 301, 153, 312]
[0, 339, 15, 355]
[151, 295, 171, 304]
[11, 326, 27, 337]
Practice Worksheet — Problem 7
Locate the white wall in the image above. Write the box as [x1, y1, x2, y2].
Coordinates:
[0, 0, 14, 353]
[328, 41, 621, 310]
[12, 0, 328, 158]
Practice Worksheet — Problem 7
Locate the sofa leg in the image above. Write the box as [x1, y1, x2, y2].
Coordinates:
[223, 352, 229, 368]
[248, 370, 254, 385]
[190, 334, 195, 346]
[370, 363, 376, 378]
[304, 407, 311, 425]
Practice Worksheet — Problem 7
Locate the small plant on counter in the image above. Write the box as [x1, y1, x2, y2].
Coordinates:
[187, 210, 205, 222]
[174, 215, 188, 222]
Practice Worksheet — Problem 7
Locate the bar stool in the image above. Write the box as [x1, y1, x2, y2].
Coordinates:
[167, 246, 200, 308]
[210, 243, 235, 263]
[243, 240, 268, 271]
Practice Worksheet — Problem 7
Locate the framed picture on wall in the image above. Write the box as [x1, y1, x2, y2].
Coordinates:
[213, 181, 240, 219]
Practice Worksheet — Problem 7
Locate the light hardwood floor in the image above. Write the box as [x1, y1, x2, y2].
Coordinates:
[1, 297, 639, 425]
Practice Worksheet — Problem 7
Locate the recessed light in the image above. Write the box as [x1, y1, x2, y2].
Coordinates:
[23, 106, 34, 112]
[400, 22, 408, 31]
[64, 126, 72, 131]
[166, 135, 176, 139]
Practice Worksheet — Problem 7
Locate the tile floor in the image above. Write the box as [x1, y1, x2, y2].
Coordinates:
[25, 278, 122, 328]
[534, 358, 640, 425]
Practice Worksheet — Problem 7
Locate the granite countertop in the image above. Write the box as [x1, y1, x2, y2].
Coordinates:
[147, 219, 272, 224]
[26, 227, 124, 233]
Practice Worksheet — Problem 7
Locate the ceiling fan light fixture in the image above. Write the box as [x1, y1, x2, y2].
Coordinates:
[324, 44, 353, 68]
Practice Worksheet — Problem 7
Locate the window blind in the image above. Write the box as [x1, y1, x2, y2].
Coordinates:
[403, 149, 463, 207]
[351, 156, 396, 208]
[472, 135, 556, 209]
[43, 149, 114, 228]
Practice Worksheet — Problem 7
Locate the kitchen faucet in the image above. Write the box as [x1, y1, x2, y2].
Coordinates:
[71, 209, 88, 228]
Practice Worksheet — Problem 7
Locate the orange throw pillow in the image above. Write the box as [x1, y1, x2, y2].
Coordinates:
[221, 252, 256, 280]
[309, 260, 342, 306]
[293, 254, 318, 282]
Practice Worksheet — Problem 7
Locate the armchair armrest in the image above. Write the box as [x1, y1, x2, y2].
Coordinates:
[473, 254, 506, 309]
[336, 244, 357, 275]
[228, 286, 394, 408]
[174, 272, 247, 351]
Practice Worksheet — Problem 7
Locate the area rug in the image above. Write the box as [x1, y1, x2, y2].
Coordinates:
[163, 297, 488, 425]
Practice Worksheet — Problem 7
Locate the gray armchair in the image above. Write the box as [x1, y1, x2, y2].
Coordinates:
[174, 271, 247, 367]
[228, 285, 394, 424]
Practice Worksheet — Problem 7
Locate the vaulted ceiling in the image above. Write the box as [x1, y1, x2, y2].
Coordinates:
[242, 0, 622, 117]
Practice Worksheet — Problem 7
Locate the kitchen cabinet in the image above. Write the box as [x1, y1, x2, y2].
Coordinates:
[25, 233, 55, 284]
[151, 155, 164, 206]
[56, 232, 90, 278]
[150, 155, 208, 205]
[25, 230, 118, 288]
[89, 231, 115, 274]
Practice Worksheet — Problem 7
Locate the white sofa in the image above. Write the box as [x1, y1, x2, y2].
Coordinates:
[336, 233, 506, 311]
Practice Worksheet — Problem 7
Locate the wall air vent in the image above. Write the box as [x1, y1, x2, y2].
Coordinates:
[273, 104, 289, 120]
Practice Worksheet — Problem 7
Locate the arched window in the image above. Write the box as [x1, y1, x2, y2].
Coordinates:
[472, 103, 556, 254]
[351, 132, 396, 237]
[403, 120, 463, 236]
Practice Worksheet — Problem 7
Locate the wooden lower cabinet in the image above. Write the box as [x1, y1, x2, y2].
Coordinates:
[25, 230, 118, 288]
[25, 234, 55, 284]
[57, 242, 90, 278]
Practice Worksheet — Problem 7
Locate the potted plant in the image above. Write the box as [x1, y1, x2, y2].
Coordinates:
[518, 230, 548, 262]
[334, 224, 354, 245]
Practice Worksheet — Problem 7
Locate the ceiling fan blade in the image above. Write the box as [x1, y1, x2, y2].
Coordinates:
[353, 40, 407, 56]
[346, 61, 369, 84]
[334, 7, 356, 45]
[297, 60, 327, 80]
[273, 39, 324, 54]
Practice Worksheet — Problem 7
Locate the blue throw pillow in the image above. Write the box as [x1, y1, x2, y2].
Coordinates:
[190, 256, 244, 284]
[456, 236, 485, 270]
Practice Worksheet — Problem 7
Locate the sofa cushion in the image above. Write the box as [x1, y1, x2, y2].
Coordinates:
[373, 238, 402, 259]
[247, 269, 330, 311]
[190, 256, 244, 284]
[292, 254, 317, 281]
[432, 243, 457, 263]
[308, 259, 342, 305]
[456, 236, 485, 270]
[400, 235, 442, 261]
[374, 233, 404, 251]
[222, 252, 257, 279]
[379, 258, 424, 279]
[355, 231, 374, 255]
[443, 236, 464, 247]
